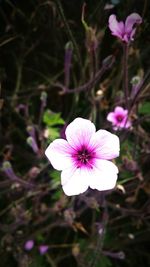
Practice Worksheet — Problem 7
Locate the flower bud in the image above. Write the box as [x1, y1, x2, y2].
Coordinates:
[64, 42, 73, 87]
[40, 91, 47, 107]
[2, 161, 18, 180]
[26, 125, 36, 139]
[27, 137, 39, 154]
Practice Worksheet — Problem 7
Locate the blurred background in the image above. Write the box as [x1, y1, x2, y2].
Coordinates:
[0, 0, 150, 266]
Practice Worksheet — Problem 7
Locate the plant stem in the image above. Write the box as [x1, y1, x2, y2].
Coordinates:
[123, 43, 129, 109]
[90, 192, 108, 267]
[129, 69, 150, 114]
[11, 59, 23, 107]
[55, 0, 82, 70]
[57, 56, 115, 94]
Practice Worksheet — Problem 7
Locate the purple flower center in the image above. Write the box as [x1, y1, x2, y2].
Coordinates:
[116, 114, 123, 122]
[77, 149, 92, 164]
[73, 146, 94, 168]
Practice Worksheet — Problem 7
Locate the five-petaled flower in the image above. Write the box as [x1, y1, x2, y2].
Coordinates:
[107, 106, 131, 130]
[45, 118, 120, 196]
[108, 13, 142, 43]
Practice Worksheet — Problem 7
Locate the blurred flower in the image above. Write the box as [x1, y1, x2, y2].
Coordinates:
[27, 136, 39, 154]
[107, 106, 131, 130]
[39, 245, 49, 255]
[45, 118, 120, 196]
[24, 240, 34, 251]
[108, 13, 142, 43]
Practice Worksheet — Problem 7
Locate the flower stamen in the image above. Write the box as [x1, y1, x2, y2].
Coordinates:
[77, 149, 91, 164]
[116, 115, 123, 122]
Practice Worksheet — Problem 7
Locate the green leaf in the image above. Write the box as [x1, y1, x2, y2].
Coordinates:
[46, 127, 60, 141]
[51, 189, 62, 201]
[50, 170, 60, 180]
[50, 170, 61, 189]
[43, 109, 65, 126]
[139, 102, 150, 115]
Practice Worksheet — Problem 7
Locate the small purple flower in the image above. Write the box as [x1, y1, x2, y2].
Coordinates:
[45, 118, 120, 196]
[107, 106, 131, 130]
[24, 240, 34, 251]
[39, 245, 49, 255]
[108, 13, 142, 43]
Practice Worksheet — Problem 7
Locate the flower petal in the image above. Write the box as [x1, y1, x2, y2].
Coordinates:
[45, 139, 74, 171]
[108, 14, 124, 39]
[61, 167, 89, 196]
[130, 28, 136, 41]
[89, 159, 118, 191]
[114, 106, 127, 115]
[107, 112, 116, 123]
[119, 119, 131, 129]
[90, 130, 120, 160]
[65, 117, 96, 150]
[125, 13, 142, 34]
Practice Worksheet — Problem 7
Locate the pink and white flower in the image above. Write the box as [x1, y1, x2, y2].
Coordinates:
[45, 118, 120, 196]
[107, 106, 131, 130]
[108, 13, 142, 43]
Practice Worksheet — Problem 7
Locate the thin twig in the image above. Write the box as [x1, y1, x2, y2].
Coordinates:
[11, 59, 23, 107]
[129, 69, 150, 114]
[55, 0, 82, 68]
[89, 193, 108, 267]
[57, 56, 115, 95]
[123, 43, 129, 109]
